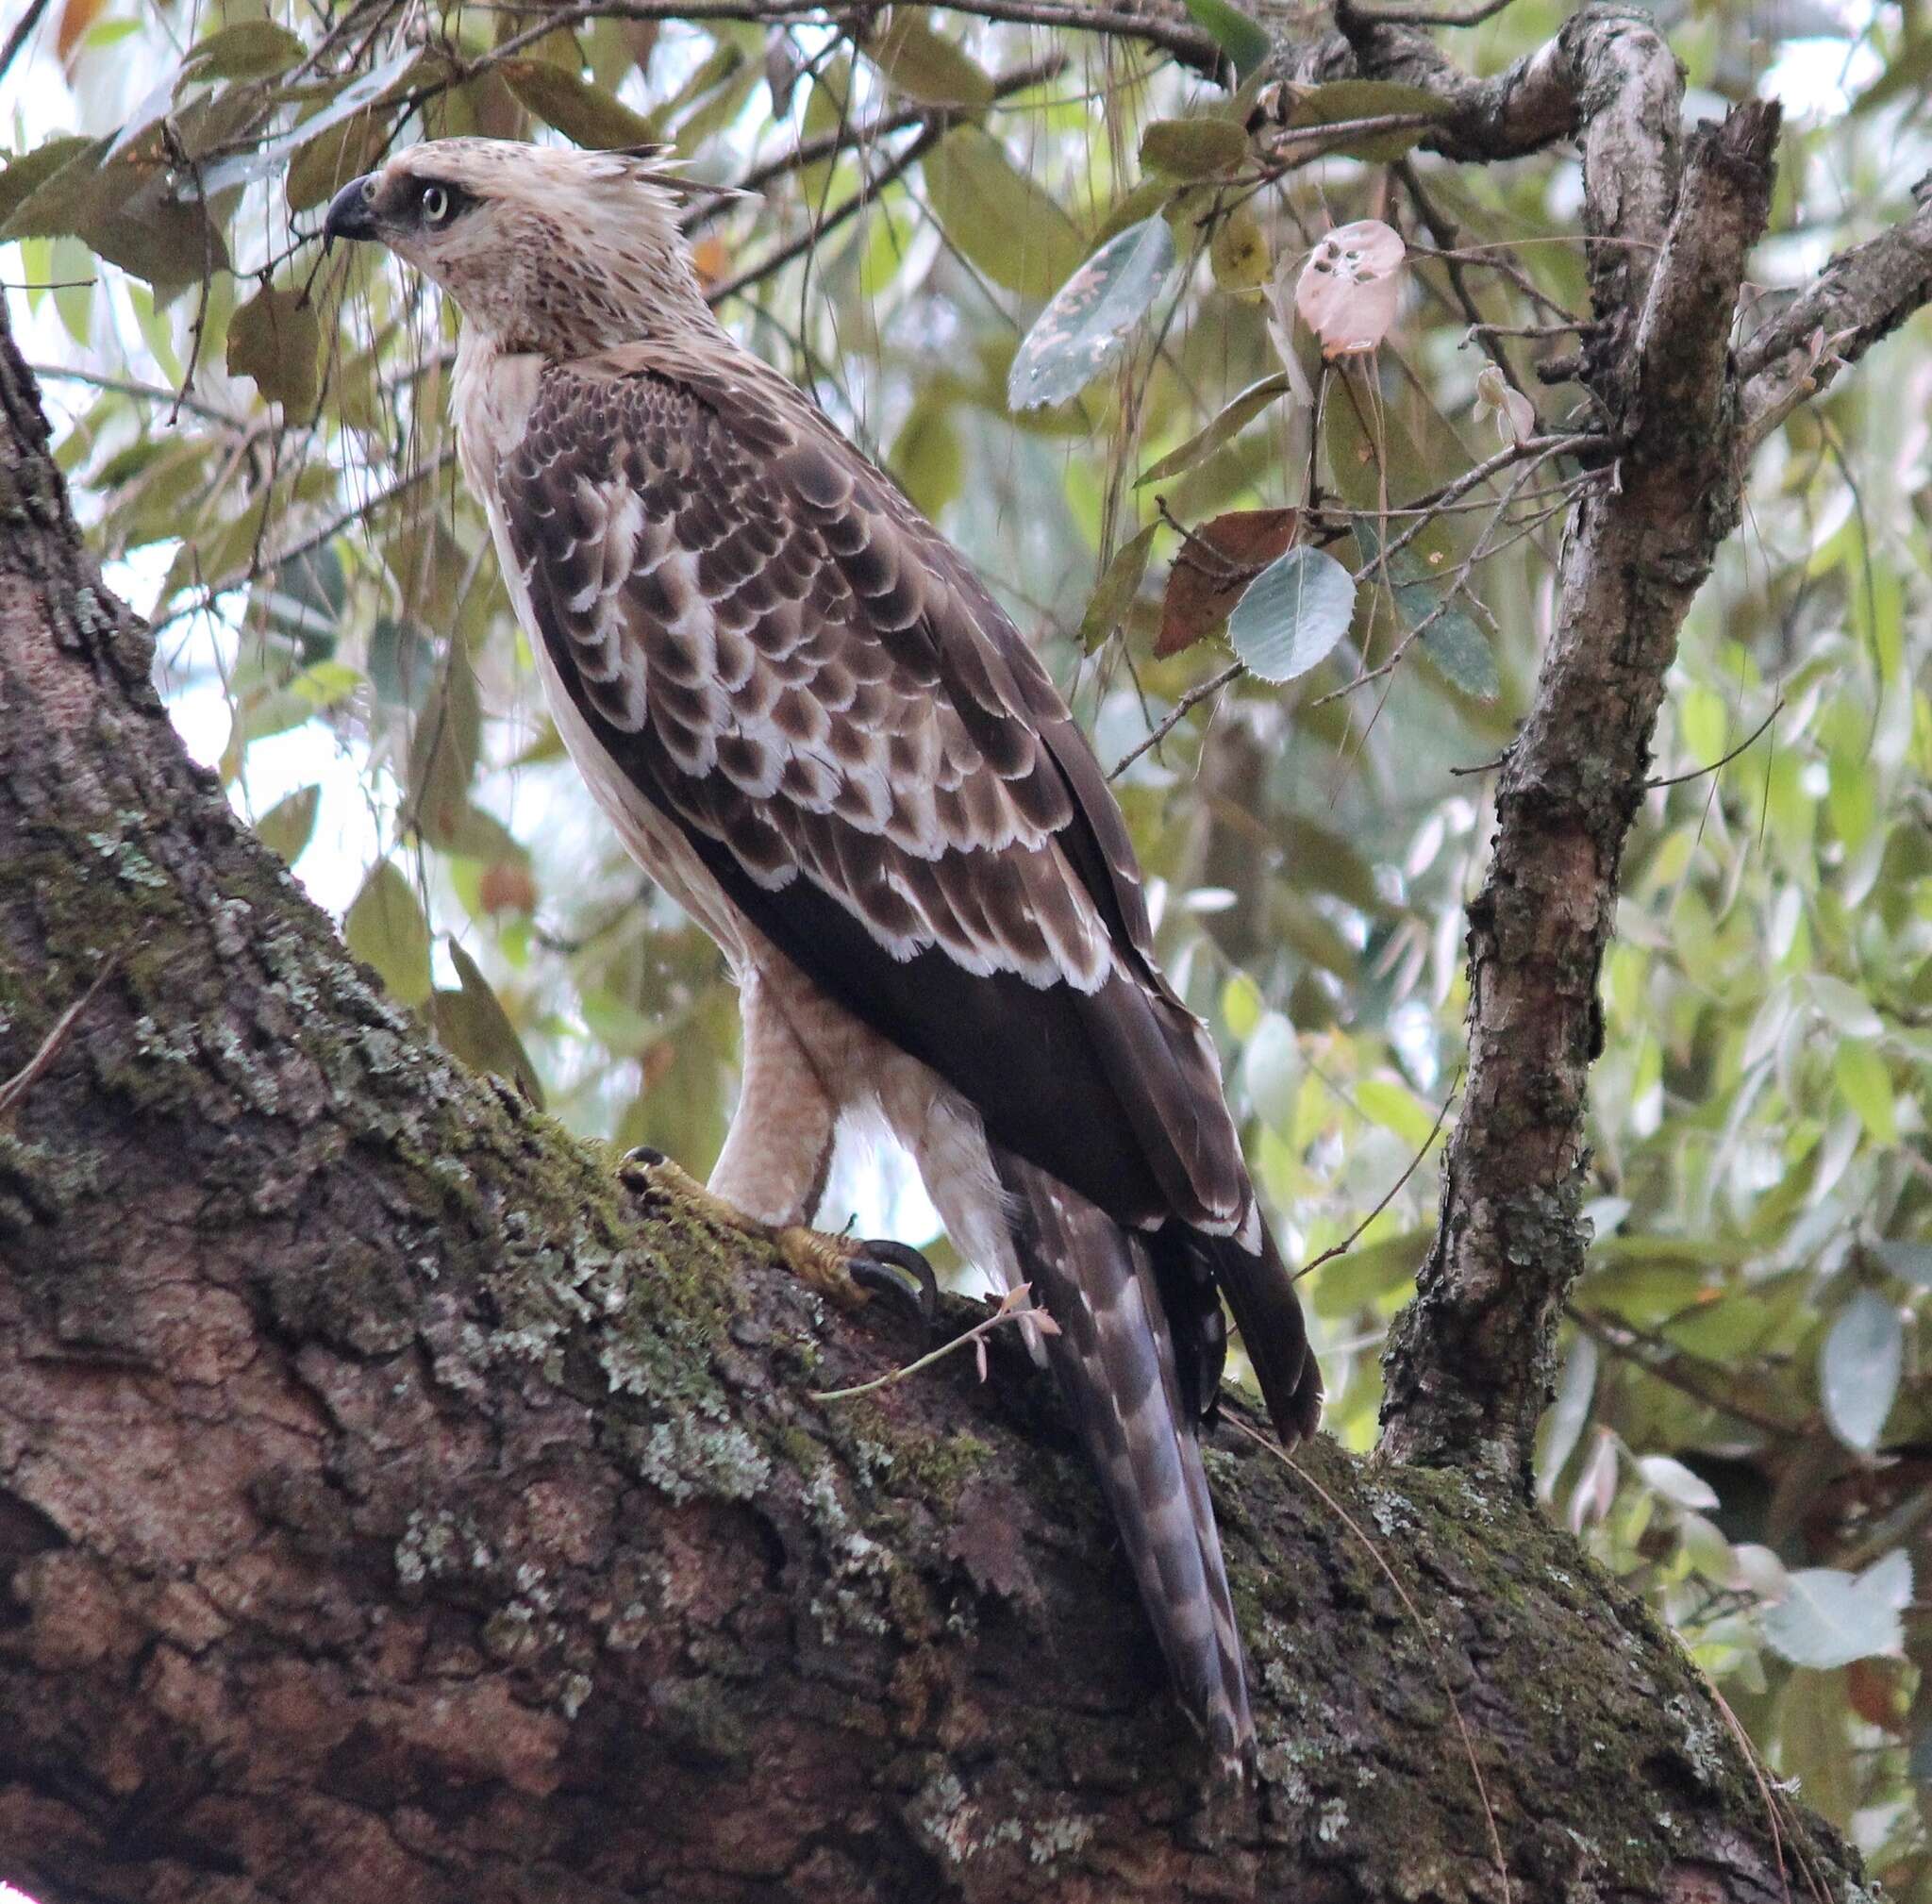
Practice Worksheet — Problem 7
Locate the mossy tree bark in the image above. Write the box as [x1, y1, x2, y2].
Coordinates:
[0, 281, 1870, 1902]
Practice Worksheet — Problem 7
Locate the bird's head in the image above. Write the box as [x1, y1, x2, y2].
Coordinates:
[323, 138, 714, 356]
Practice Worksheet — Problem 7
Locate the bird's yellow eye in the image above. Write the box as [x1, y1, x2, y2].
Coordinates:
[421, 184, 451, 225]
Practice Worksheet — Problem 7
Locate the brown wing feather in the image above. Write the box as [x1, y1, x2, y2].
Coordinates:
[498, 345, 1319, 1444]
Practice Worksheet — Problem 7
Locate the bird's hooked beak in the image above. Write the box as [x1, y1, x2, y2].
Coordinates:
[323, 175, 381, 246]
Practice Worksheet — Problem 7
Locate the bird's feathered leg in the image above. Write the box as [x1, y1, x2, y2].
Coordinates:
[618, 973, 936, 1326]
[990, 1145, 1254, 1779]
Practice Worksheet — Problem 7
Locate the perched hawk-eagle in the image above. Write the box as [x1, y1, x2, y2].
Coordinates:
[325, 139, 1321, 1774]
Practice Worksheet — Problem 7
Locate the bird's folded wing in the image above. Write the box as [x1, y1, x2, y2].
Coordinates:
[495, 345, 1251, 1238]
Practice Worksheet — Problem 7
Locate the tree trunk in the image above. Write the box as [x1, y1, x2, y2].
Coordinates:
[0, 279, 1859, 1903]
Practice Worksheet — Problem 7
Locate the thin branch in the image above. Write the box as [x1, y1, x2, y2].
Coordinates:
[26, 363, 247, 431]
[463, 0, 1218, 69]
[0, 0, 53, 86]
[1338, 0, 1518, 25]
[0, 956, 120, 1127]
[1564, 1305, 1804, 1439]
[808, 1284, 1057, 1403]
[1295, 1074, 1459, 1283]
[1108, 660, 1243, 780]
[1645, 697, 1783, 789]
[683, 54, 1068, 235]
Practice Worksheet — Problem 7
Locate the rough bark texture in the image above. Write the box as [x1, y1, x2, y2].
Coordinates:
[0, 304, 1868, 1902]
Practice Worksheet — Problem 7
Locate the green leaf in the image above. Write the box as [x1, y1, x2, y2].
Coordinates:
[1076, 522, 1158, 652]
[924, 125, 1087, 304]
[190, 49, 420, 196]
[1138, 375, 1289, 487]
[1008, 215, 1174, 410]
[1240, 1010, 1300, 1133]
[1871, 1239, 1932, 1287]
[867, 13, 994, 109]
[501, 58, 658, 148]
[1810, 974, 1882, 1038]
[431, 942, 545, 1108]
[1761, 1551, 1910, 1669]
[1227, 545, 1357, 683]
[1833, 1041, 1896, 1144]
[226, 287, 321, 413]
[189, 20, 306, 80]
[1278, 79, 1453, 162]
[0, 136, 92, 228]
[343, 860, 434, 1007]
[1636, 1454, 1720, 1510]
[1352, 519, 1497, 700]
[1180, 0, 1272, 76]
[255, 784, 321, 866]
[1140, 117, 1248, 179]
[1820, 1289, 1902, 1453]
[888, 392, 965, 519]
[407, 646, 483, 851]
[1209, 204, 1269, 290]
[1355, 1077, 1438, 1150]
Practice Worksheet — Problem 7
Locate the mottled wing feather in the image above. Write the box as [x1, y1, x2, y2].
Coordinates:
[498, 345, 1320, 1443]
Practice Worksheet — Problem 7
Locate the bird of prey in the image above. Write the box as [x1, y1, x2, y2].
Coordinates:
[325, 138, 1321, 1775]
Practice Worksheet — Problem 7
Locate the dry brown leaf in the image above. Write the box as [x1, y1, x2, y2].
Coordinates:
[1156, 507, 1299, 658]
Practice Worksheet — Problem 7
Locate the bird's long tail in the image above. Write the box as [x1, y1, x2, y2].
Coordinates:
[990, 1144, 1253, 1776]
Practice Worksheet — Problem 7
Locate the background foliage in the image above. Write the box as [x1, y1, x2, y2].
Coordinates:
[4, 0, 1929, 1878]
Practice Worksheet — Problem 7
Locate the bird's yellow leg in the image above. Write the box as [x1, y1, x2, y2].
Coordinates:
[616, 1146, 937, 1325]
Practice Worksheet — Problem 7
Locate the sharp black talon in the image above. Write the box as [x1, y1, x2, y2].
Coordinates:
[625, 1145, 668, 1167]
[850, 1240, 940, 1333]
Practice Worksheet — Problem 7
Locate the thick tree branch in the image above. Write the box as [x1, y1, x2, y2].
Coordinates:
[1737, 175, 1932, 451]
[0, 282, 1863, 1904]
[1376, 97, 1782, 1479]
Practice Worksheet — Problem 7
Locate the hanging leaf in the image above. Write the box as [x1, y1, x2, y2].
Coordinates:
[925, 126, 1087, 305]
[343, 860, 434, 1008]
[255, 785, 321, 866]
[1761, 1550, 1911, 1669]
[866, 13, 995, 109]
[188, 49, 421, 196]
[430, 942, 545, 1108]
[1157, 508, 1298, 658]
[1209, 205, 1270, 291]
[889, 393, 965, 519]
[1180, 0, 1272, 77]
[1352, 520, 1498, 700]
[1140, 116, 1248, 179]
[188, 20, 306, 81]
[0, 137, 92, 227]
[1295, 218, 1406, 359]
[1833, 1041, 1897, 1144]
[407, 646, 483, 851]
[1076, 522, 1158, 652]
[1274, 78, 1453, 162]
[501, 58, 658, 148]
[1008, 215, 1174, 410]
[1227, 545, 1357, 684]
[1635, 1454, 1720, 1511]
[226, 287, 321, 413]
[1820, 1288, 1903, 1452]
[1139, 374, 1290, 487]
[1871, 1239, 1932, 1287]
[1474, 362, 1538, 445]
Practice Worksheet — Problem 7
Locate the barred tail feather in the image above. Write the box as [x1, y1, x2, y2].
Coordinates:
[991, 1146, 1254, 1778]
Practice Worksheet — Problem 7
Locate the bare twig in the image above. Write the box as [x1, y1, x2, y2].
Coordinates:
[808, 1283, 1058, 1403]
[1294, 1073, 1459, 1283]
[0, 0, 54, 86]
[1108, 660, 1243, 780]
[1645, 697, 1784, 789]
[0, 957, 120, 1127]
